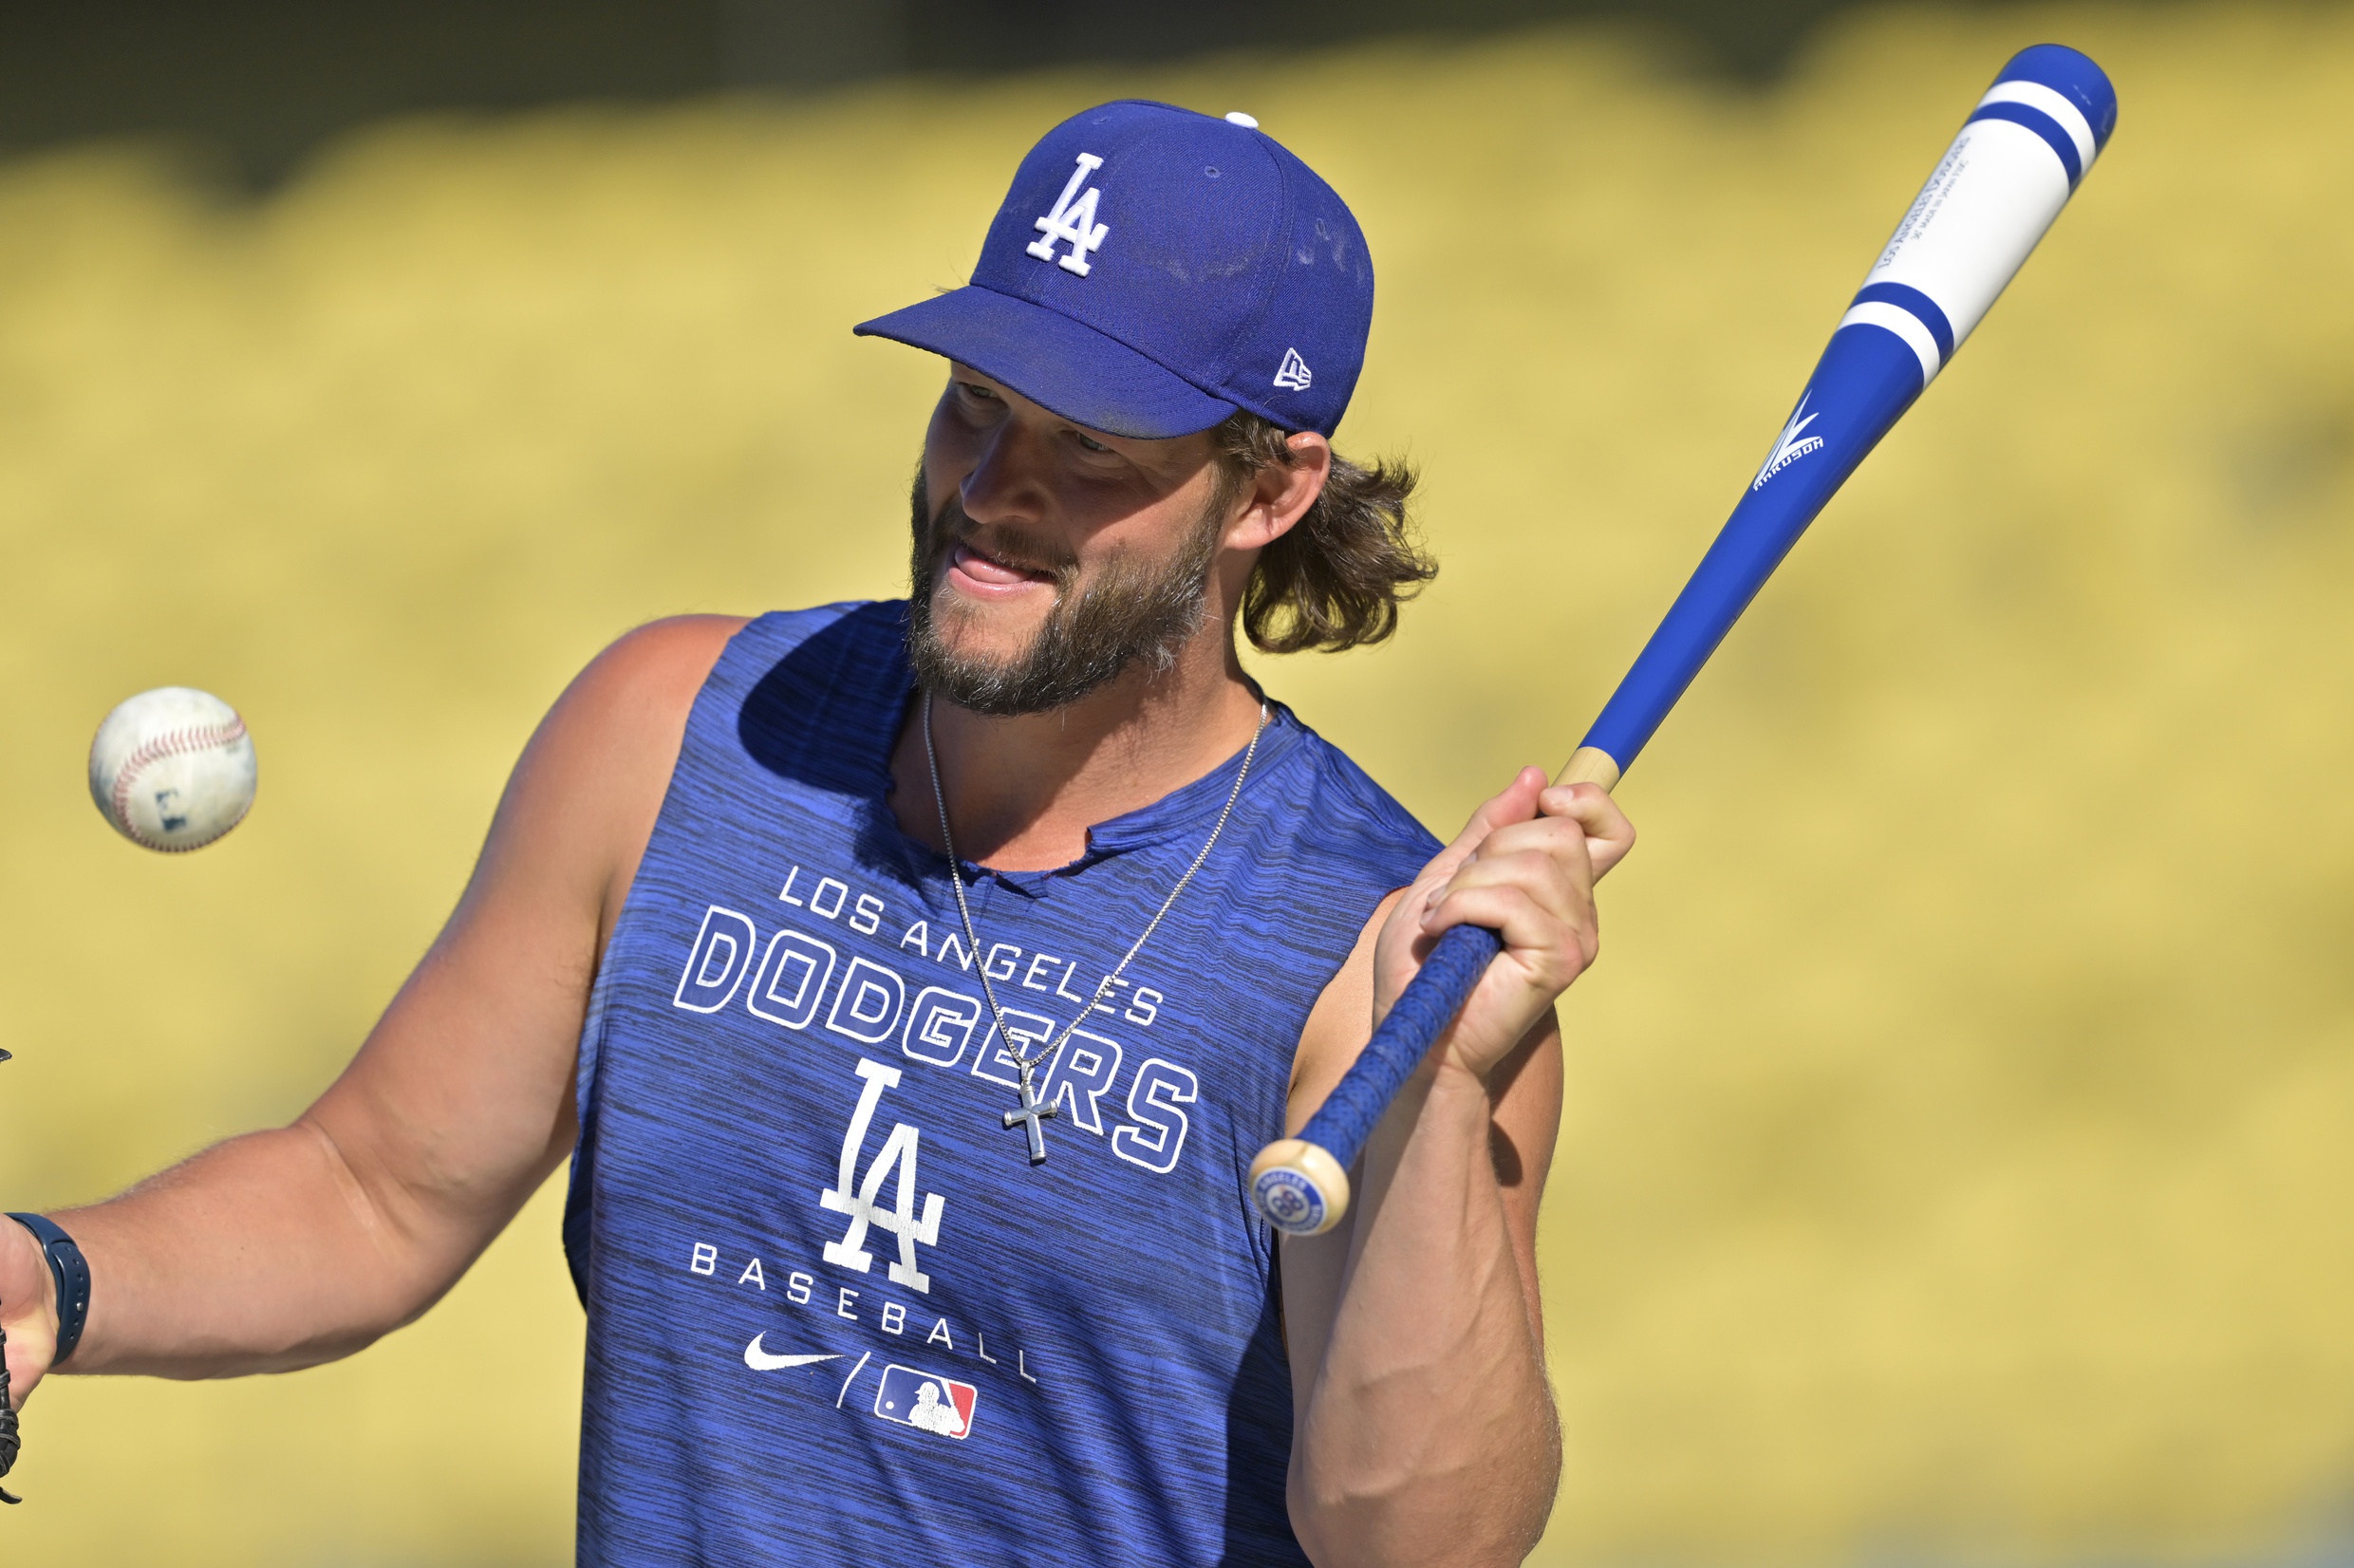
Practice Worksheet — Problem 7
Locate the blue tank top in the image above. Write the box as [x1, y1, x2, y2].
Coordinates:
[566, 602, 1440, 1566]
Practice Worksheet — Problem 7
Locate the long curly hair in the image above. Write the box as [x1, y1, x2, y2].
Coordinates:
[1210, 412, 1436, 654]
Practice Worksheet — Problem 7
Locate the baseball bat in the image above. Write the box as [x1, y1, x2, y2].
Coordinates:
[1250, 44, 2118, 1237]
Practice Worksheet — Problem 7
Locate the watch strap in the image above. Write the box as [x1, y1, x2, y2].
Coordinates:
[6, 1213, 89, 1367]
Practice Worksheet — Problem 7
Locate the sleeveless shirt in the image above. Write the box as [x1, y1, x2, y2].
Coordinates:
[566, 602, 1441, 1566]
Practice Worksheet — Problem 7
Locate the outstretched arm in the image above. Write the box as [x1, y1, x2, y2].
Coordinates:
[0, 616, 742, 1401]
[1282, 767, 1634, 1568]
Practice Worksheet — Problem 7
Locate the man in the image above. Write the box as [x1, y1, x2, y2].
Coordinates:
[1, 101, 1632, 1565]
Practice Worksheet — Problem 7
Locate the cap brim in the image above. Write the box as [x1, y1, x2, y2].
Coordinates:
[854, 285, 1238, 440]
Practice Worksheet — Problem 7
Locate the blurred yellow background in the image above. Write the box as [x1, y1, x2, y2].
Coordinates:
[2, 3, 2349, 1563]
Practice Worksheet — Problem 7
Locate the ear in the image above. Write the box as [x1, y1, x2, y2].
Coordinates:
[1224, 433, 1332, 551]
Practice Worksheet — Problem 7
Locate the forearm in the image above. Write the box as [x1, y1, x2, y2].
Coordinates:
[1290, 1065, 1557, 1566]
[49, 1115, 492, 1379]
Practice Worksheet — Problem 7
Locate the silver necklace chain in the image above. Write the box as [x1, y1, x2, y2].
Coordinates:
[923, 689, 1267, 1164]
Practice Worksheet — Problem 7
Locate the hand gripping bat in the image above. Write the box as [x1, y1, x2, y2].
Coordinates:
[1250, 44, 2119, 1237]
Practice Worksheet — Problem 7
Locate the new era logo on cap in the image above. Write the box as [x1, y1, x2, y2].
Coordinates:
[855, 100, 1373, 440]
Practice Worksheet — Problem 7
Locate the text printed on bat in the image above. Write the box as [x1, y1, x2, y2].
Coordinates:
[1753, 392, 1825, 491]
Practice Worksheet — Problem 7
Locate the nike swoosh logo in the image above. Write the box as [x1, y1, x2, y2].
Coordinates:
[744, 1335, 843, 1372]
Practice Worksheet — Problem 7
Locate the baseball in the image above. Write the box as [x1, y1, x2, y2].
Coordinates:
[88, 686, 258, 852]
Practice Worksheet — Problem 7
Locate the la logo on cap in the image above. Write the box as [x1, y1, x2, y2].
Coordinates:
[854, 100, 1376, 441]
[1028, 153, 1111, 276]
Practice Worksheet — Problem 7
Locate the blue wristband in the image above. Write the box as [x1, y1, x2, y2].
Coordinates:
[7, 1214, 90, 1367]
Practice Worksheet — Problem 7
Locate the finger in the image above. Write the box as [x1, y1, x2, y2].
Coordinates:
[1420, 882, 1595, 980]
[1426, 841, 1591, 932]
[1453, 813, 1594, 882]
[1422, 766, 1550, 885]
[1540, 782, 1636, 880]
[1451, 807, 1599, 887]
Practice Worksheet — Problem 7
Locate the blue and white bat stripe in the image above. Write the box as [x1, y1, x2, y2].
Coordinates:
[1840, 44, 2116, 387]
[1851, 281, 1955, 359]
[1987, 42, 2120, 159]
[1968, 81, 2101, 186]
[1840, 282, 1954, 384]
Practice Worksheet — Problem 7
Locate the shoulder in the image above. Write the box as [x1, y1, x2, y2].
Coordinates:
[1254, 719, 1443, 1092]
[483, 616, 750, 917]
[562, 601, 898, 742]
[519, 614, 745, 795]
[1268, 710, 1445, 886]
[501, 607, 895, 927]
[566, 614, 751, 719]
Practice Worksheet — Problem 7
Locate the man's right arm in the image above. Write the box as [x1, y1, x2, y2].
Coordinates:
[1, 614, 745, 1399]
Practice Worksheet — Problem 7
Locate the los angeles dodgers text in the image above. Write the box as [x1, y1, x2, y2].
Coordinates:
[775, 863, 1165, 1027]
[673, 862, 1201, 1177]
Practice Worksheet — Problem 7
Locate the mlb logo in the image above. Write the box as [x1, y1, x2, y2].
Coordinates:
[873, 1364, 979, 1440]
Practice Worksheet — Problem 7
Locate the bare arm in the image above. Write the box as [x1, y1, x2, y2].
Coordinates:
[0, 615, 744, 1396]
[1281, 768, 1634, 1568]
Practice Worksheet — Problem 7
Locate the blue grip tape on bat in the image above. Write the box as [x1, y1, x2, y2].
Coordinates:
[1251, 44, 2117, 1237]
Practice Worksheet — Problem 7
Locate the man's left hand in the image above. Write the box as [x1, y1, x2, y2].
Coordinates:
[1373, 767, 1635, 1082]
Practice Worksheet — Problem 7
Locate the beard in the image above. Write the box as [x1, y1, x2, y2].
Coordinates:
[905, 467, 1225, 718]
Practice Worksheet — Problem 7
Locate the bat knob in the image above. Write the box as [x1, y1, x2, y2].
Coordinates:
[1248, 1138, 1351, 1236]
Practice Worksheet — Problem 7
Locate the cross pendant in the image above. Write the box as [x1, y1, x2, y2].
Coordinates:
[1001, 1066, 1058, 1165]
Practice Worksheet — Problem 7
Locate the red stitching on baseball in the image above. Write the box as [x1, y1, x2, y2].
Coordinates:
[109, 717, 250, 851]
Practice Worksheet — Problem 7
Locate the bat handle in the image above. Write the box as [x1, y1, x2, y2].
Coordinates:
[1248, 747, 1624, 1235]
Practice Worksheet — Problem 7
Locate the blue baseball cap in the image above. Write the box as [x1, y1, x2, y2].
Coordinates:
[854, 100, 1373, 440]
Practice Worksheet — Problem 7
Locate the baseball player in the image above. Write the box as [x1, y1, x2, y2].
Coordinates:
[3, 102, 1633, 1566]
